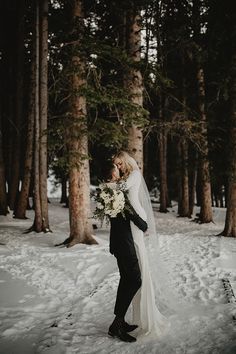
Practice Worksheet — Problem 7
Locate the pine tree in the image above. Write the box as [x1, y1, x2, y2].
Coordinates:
[15, 28, 36, 219]
[125, 2, 144, 170]
[8, 0, 26, 211]
[64, 0, 97, 246]
[192, 0, 213, 223]
[0, 111, 7, 215]
[30, 0, 50, 232]
[221, 51, 236, 237]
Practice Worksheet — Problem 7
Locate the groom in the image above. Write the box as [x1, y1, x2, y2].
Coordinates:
[103, 162, 148, 343]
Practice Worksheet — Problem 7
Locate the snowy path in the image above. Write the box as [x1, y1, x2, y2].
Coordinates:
[0, 202, 236, 353]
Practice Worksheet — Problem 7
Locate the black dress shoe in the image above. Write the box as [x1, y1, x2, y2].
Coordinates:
[108, 322, 136, 342]
[123, 322, 138, 333]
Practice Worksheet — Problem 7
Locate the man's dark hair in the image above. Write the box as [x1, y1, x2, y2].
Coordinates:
[101, 160, 116, 181]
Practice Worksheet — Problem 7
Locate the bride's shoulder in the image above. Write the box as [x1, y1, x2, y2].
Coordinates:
[127, 169, 141, 180]
[130, 169, 141, 176]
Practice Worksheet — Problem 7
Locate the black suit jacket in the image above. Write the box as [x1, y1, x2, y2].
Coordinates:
[109, 206, 148, 257]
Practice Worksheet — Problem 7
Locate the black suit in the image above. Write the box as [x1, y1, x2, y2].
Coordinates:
[109, 206, 148, 318]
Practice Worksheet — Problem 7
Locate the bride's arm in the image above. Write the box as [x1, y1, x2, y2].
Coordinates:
[124, 201, 148, 232]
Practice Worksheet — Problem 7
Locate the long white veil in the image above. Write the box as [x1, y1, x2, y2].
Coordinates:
[129, 156, 194, 317]
[139, 173, 178, 314]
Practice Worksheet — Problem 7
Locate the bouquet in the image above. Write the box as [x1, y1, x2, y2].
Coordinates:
[94, 183, 132, 223]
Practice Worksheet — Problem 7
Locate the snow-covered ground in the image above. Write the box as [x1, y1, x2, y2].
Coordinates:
[0, 201, 236, 354]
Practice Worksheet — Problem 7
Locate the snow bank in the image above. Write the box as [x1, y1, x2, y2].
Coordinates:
[0, 202, 236, 353]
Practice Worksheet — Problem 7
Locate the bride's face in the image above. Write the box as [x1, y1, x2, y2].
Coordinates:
[114, 157, 124, 172]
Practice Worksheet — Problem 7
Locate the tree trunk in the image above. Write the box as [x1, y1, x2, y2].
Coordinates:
[15, 38, 36, 219]
[3, 2, 16, 208]
[222, 185, 236, 237]
[221, 53, 236, 237]
[219, 185, 224, 208]
[177, 139, 182, 213]
[39, 0, 49, 230]
[224, 181, 228, 208]
[178, 139, 190, 217]
[155, 1, 169, 210]
[66, 0, 97, 247]
[188, 149, 197, 217]
[197, 67, 213, 223]
[181, 139, 190, 216]
[0, 1, 6, 209]
[143, 137, 149, 185]
[9, 0, 25, 211]
[158, 129, 168, 212]
[60, 176, 67, 204]
[30, 0, 50, 232]
[125, 5, 143, 170]
[0, 111, 7, 215]
[33, 0, 43, 232]
[192, 0, 213, 223]
[178, 64, 189, 217]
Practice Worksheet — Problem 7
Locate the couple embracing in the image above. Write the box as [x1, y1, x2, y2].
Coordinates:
[101, 151, 170, 343]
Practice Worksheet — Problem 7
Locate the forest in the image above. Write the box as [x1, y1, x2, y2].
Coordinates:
[0, 0, 236, 247]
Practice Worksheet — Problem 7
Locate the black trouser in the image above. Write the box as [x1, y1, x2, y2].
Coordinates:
[114, 254, 142, 318]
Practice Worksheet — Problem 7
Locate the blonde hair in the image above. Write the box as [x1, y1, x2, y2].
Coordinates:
[113, 151, 139, 179]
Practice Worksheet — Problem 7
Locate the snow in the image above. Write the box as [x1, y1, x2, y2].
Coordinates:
[0, 201, 236, 354]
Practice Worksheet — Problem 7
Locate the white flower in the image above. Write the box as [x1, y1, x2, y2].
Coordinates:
[113, 201, 124, 213]
[116, 190, 125, 202]
[100, 191, 111, 204]
[113, 195, 125, 211]
[99, 191, 107, 200]
[117, 181, 128, 192]
[94, 184, 127, 220]
[99, 183, 106, 190]
[105, 182, 117, 190]
[96, 202, 104, 210]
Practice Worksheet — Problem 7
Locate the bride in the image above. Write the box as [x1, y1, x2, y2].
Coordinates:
[113, 151, 170, 339]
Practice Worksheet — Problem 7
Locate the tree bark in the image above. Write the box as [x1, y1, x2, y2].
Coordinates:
[197, 67, 213, 223]
[125, 4, 143, 170]
[66, 0, 97, 247]
[33, 0, 43, 232]
[221, 53, 236, 237]
[155, 2, 169, 211]
[30, 0, 50, 232]
[9, 0, 25, 210]
[192, 0, 213, 223]
[39, 0, 49, 230]
[0, 112, 7, 215]
[15, 38, 36, 219]
[0, 5, 8, 215]
[60, 176, 67, 204]
[178, 139, 190, 217]
[222, 185, 236, 237]
[188, 149, 197, 217]
[158, 129, 168, 212]
[178, 63, 189, 217]
[213, 190, 219, 207]
[2, 1, 16, 208]
[219, 185, 224, 208]
[181, 139, 190, 216]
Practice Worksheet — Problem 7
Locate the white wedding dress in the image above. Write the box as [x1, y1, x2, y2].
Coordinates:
[124, 170, 170, 339]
